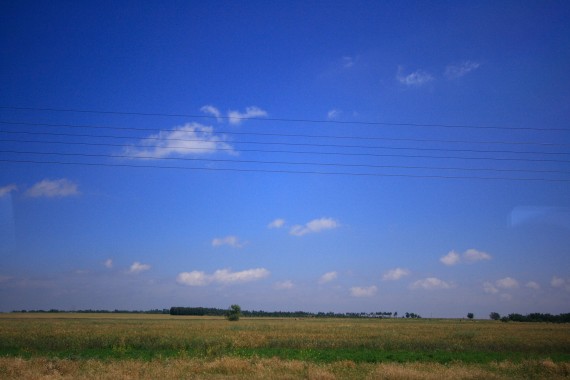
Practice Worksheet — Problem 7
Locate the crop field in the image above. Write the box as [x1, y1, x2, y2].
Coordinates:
[1, 313, 569, 379]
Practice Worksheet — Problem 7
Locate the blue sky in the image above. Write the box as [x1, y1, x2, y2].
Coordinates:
[1, 1, 569, 317]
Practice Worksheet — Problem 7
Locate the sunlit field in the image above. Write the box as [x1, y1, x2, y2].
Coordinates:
[1, 313, 569, 379]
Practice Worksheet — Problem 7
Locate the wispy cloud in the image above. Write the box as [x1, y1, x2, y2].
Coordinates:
[176, 268, 270, 286]
[104, 259, 113, 269]
[290, 217, 339, 237]
[274, 280, 294, 290]
[128, 261, 151, 274]
[350, 285, 377, 297]
[327, 109, 341, 120]
[228, 106, 268, 125]
[212, 235, 246, 248]
[551, 276, 570, 291]
[445, 60, 480, 79]
[483, 281, 499, 294]
[268, 218, 286, 229]
[397, 66, 434, 86]
[342, 56, 356, 68]
[410, 277, 452, 290]
[0, 184, 17, 197]
[124, 123, 234, 158]
[25, 179, 79, 198]
[382, 268, 410, 281]
[319, 271, 338, 284]
[441, 249, 491, 266]
[526, 281, 540, 290]
[496, 277, 519, 289]
[200, 105, 222, 121]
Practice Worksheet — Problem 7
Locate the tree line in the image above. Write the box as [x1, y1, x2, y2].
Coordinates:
[490, 311, 570, 323]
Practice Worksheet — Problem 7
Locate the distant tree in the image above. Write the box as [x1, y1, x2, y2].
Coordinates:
[467, 312, 474, 320]
[394, 311, 398, 318]
[226, 304, 241, 321]
[489, 312, 501, 321]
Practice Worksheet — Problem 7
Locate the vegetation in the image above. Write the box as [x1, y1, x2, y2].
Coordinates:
[467, 313, 474, 320]
[500, 313, 570, 323]
[226, 304, 241, 321]
[490, 312, 501, 321]
[1, 313, 569, 378]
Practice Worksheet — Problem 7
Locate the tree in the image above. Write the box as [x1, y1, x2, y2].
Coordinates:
[226, 304, 241, 321]
[467, 312, 474, 320]
[489, 312, 501, 321]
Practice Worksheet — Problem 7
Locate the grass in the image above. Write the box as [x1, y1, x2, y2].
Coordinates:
[0, 313, 569, 378]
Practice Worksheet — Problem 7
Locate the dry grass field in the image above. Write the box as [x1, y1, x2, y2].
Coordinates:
[1, 313, 569, 379]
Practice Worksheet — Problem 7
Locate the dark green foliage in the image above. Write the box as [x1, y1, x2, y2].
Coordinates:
[226, 304, 241, 321]
[489, 312, 501, 320]
[467, 313, 474, 320]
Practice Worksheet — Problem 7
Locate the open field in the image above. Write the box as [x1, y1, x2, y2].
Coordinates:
[1, 313, 569, 379]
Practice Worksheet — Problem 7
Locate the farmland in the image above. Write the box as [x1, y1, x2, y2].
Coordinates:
[1, 313, 569, 379]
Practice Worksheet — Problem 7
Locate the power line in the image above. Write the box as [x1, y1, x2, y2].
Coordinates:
[2, 158, 568, 182]
[1, 129, 568, 159]
[3, 149, 568, 175]
[1, 105, 568, 132]
[2, 120, 568, 147]
[1, 137, 569, 164]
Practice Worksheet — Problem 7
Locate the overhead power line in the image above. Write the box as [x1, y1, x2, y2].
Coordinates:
[2, 158, 568, 182]
[3, 149, 568, 175]
[1, 105, 568, 132]
[1, 129, 568, 159]
[1, 121, 568, 147]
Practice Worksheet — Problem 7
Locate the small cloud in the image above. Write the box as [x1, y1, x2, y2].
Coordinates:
[382, 268, 410, 281]
[128, 261, 151, 274]
[440, 251, 460, 266]
[327, 109, 341, 120]
[551, 276, 565, 288]
[228, 106, 268, 125]
[445, 60, 480, 79]
[463, 249, 492, 263]
[483, 281, 499, 294]
[319, 271, 338, 284]
[274, 280, 294, 290]
[177, 268, 270, 286]
[290, 217, 339, 237]
[410, 277, 452, 290]
[0, 184, 17, 197]
[350, 285, 378, 297]
[342, 56, 355, 68]
[496, 277, 519, 289]
[441, 249, 492, 266]
[268, 219, 286, 229]
[212, 235, 246, 248]
[124, 123, 235, 158]
[104, 259, 113, 269]
[525, 281, 540, 290]
[200, 105, 222, 121]
[397, 66, 434, 86]
[25, 179, 79, 198]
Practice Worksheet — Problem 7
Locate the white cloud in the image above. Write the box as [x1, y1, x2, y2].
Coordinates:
[268, 219, 286, 229]
[551, 276, 565, 287]
[177, 268, 270, 286]
[327, 109, 341, 120]
[228, 106, 267, 125]
[212, 235, 246, 248]
[410, 277, 452, 290]
[176, 271, 210, 286]
[463, 249, 492, 263]
[274, 280, 294, 290]
[0, 184, 17, 197]
[445, 61, 480, 79]
[319, 271, 338, 284]
[397, 66, 434, 86]
[440, 251, 460, 266]
[128, 261, 151, 274]
[350, 285, 377, 297]
[124, 122, 235, 158]
[526, 281, 540, 290]
[483, 281, 499, 294]
[200, 105, 222, 121]
[382, 268, 410, 281]
[104, 259, 113, 269]
[290, 217, 339, 236]
[25, 179, 79, 198]
[441, 249, 492, 266]
[496, 277, 519, 289]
